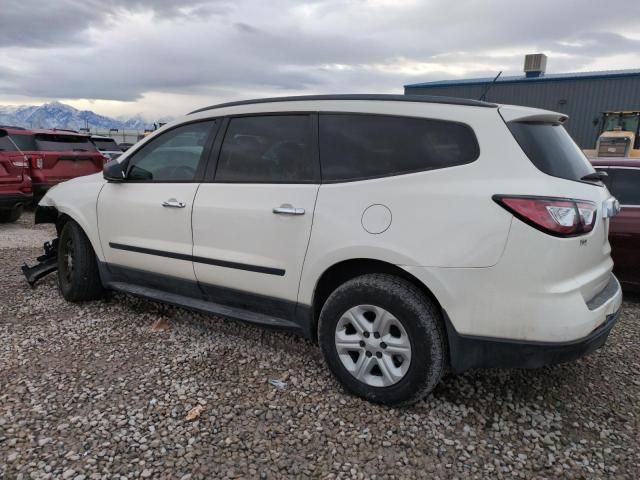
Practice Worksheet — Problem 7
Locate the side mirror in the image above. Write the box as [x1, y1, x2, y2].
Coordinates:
[103, 159, 126, 182]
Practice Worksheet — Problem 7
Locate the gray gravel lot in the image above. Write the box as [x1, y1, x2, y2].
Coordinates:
[1, 213, 639, 479]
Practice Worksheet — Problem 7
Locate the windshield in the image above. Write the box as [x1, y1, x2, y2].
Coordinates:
[508, 122, 594, 182]
[9, 134, 37, 151]
[34, 134, 97, 152]
[92, 138, 122, 151]
[603, 114, 640, 134]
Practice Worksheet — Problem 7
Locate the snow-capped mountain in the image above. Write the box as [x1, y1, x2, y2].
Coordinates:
[0, 101, 165, 130]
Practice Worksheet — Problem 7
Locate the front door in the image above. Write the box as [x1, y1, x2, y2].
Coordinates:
[192, 114, 320, 318]
[98, 120, 218, 290]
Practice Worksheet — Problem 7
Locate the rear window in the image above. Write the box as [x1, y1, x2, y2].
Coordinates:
[34, 134, 97, 152]
[508, 122, 593, 182]
[319, 114, 479, 182]
[92, 138, 122, 151]
[0, 134, 18, 152]
[9, 134, 36, 151]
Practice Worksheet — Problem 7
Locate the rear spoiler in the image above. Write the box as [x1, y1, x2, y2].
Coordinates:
[499, 105, 568, 124]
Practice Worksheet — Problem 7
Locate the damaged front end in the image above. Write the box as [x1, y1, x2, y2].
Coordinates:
[22, 238, 58, 287]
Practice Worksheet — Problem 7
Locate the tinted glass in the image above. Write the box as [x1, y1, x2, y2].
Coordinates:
[319, 114, 479, 182]
[0, 134, 18, 152]
[10, 134, 37, 151]
[508, 122, 593, 182]
[34, 134, 97, 152]
[609, 169, 640, 206]
[92, 138, 122, 151]
[126, 121, 215, 181]
[216, 115, 315, 183]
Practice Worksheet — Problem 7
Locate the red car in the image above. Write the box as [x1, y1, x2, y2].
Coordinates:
[0, 128, 32, 222]
[592, 158, 640, 292]
[6, 127, 105, 198]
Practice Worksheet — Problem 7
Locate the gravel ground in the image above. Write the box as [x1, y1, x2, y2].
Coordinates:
[1, 212, 639, 479]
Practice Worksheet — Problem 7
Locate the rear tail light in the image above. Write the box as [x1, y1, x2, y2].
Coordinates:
[31, 157, 44, 169]
[11, 159, 29, 167]
[493, 195, 597, 237]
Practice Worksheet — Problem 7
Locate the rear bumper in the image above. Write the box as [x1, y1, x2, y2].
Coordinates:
[0, 192, 33, 209]
[445, 305, 622, 372]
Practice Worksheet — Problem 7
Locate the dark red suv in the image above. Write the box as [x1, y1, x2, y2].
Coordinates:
[0, 128, 32, 222]
[7, 127, 105, 198]
[592, 158, 640, 292]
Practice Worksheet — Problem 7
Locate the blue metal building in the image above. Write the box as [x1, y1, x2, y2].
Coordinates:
[405, 62, 640, 148]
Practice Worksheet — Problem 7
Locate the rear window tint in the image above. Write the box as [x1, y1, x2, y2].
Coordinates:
[319, 114, 479, 182]
[34, 134, 97, 152]
[9, 134, 36, 151]
[508, 122, 593, 182]
[0, 135, 18, 152]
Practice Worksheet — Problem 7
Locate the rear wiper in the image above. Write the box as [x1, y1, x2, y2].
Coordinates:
[72, 148, 88, 152]
[581, 171, 608, 182]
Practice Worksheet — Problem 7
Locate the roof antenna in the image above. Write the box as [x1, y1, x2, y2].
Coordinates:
[479, 71, 502, 101]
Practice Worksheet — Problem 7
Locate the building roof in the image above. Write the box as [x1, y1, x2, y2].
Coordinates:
[405, 69, 640, 89]
[189, 94, 497, 114]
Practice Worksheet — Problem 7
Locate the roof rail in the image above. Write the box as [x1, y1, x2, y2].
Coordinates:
[0, 125, 26, 130]
[188, 94, 497, 114]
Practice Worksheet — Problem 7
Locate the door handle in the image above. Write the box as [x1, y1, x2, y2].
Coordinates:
[162, 198, 186, 208]
[273, 204, 305, 215]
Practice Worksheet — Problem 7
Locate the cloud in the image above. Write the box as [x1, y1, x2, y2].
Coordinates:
[0, 0, 638, 117]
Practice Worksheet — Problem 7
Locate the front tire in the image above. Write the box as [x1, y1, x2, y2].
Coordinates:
[318, 274, 445, 406]
[57, 220, 104, 302]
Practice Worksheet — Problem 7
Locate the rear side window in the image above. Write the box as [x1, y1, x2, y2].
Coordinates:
[34, 134, 97, 152]
[216, 115, 316, 183]
[608, 169, 640, 206]
[319, 114, 479, 182]
[0, 134, 18, 152]
[508, 122, 593, 182]
[9, 134, 36, 151]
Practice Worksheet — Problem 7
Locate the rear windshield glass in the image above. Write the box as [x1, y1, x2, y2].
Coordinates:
[0, 135, 18, 151]
[508, 122, 593, 182]
[9, 134, 36, 151]
[92, 138, 122, 151]
[34, 134, 97, 152]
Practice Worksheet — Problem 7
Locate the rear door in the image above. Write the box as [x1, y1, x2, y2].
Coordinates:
[606, 167, 640, 287]
[192, 114, 319, 318]
[98, 120, 218, 289]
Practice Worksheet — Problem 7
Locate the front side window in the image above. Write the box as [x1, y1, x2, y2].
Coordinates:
[215, 115, 316, 183]
[34, 134, 97, 152]
[125, 121, 216, 182]
[609, 169, 640, 206]
[319, 114, 479, 182]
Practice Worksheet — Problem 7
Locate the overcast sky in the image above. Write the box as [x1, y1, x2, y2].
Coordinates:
[1, 0, 639, 119]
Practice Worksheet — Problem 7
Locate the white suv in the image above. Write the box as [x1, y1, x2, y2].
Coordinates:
[27, 95, 623, 405]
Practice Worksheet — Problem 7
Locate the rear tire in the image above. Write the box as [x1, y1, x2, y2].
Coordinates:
[318, 274, 445, 406]
[0, 204, 23, 223]
[57, 220, 104, 302]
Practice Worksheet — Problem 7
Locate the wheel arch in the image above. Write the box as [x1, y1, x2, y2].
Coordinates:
[310, 258, 447, 341]
[34, 204, 106, 262]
